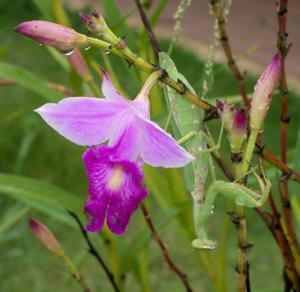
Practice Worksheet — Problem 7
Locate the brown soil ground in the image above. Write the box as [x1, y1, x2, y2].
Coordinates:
[67, 0, 300, 92]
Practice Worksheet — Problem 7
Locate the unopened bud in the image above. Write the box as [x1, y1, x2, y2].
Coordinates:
[216, 100, 234, 132]
[29, 219, 64, 255]
[217, 101, 248, 153]
[250, 53, 282, 131]
[231, 109, 248, 153]
[79, 11, 119, 45]
[67, 49, 93, 82]
[14, 20, 88, 52]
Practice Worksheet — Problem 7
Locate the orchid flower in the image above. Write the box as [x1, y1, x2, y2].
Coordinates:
[35, 70, 194, 234]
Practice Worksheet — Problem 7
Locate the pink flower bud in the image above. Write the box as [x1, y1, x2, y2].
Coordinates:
[231, 109, 248, 153]
[66, 49, 93, 82]
[29, 219, 63, 255]
[250, 53, 282, 131]
[79, 11, 118, 44]
[217, 101, 248, 153]
[14, 20, 88, 52]
[216, 100, 234, 132]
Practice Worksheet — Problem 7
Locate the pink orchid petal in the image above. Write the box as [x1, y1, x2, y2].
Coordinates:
[139, 117, 195, 168]
[109, 115, 143, 162]
[101, 69, 124, 101]
[35, 97, 127, 146]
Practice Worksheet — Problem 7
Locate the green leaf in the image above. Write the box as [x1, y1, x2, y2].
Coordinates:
[159, 51, 208, 191]
[0, 62, 62, 101]
[0, 173, 83, 226]
[0, 205, 30, 235]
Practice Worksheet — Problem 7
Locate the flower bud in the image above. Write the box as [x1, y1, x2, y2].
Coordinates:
[250, 53, 282, 131]
[29, 219, 64, 255]
[230, 109, 248, 153]
[67, 49, 93, 82]
[216, 100, 234, 132]
[79, 11, 118, 45]
[14, 20, 88, 52]
[217, 100, 248, 153]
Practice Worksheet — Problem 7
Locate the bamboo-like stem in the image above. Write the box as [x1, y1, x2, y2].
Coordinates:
[255, 144, 300, 184]
[230, 159, 251, 292]
[276, 0, 299, 252]
[140, 204, 193, 292]
[241, 130, 259, 174]
[208, 0, 250, 109]
[87, 37, 214, 113]
[68, 212, 120, 292]
[230, 129, 259, 292]
[85, 35, 300, 184]
[268, 192, 300, 287]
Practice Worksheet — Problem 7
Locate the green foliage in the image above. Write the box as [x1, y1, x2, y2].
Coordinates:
[0, 62, 62, 101]
[1, 1, 300, 291]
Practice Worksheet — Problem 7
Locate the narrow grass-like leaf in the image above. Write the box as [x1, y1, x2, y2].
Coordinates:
[0, 173, 83, 226]
[0, 62, 62, 101]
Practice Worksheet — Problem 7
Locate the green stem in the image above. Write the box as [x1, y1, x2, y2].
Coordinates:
[86, 37, 214, 112]
[241, 129, 259, 174]
[232, 128, 259, 291]
[59, 253, 91, 292]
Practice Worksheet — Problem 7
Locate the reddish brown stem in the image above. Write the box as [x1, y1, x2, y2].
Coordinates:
[254, 143, 300, 184]
[268, 193, 300, 289]
[141, 204, 193, 292]
[276, 0, 299, 251]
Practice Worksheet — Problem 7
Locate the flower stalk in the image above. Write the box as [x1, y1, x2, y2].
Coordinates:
[276, 0, 300, 257]
[29, 219, 91, 292]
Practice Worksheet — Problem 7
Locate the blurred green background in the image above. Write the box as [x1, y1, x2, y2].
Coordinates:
[1, 1, 300, 291]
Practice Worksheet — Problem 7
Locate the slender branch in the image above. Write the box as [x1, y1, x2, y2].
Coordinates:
[68, 211, 120, 292]
[255, 143, 300, 184]
[134, 0, 161, 59]
[140, 204, 193, 292]
[86, 38, 300, 184]
[259, 159, 300, 287]
[0, 79, 75, 95]
[87, 36, 215, 113]
[276, 0, 299, 252]
[208, 0, 250, 109]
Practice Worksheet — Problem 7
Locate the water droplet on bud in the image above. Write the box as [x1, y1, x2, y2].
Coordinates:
[83, 44, 91, 51]
[38, 43, 43, 47]
[62, 49, 74, 56]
